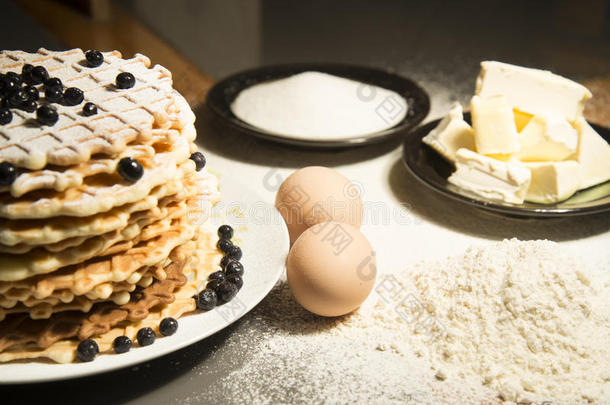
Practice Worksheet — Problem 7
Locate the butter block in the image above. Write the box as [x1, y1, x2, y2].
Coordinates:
[471, 95, 520, 155]
[475, 61, 592, 122]
[523, 161, 581, 203]
[422, 103, 475, 163]
[448, 148, 531, 204]
[573, 118, 610, 189]
[515, 114, 578, 161]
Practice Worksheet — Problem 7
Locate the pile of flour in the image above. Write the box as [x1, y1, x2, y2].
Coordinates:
[189, 239, 608, 404]
[231, 71, 408, 140]
[394, 239, 609, 404]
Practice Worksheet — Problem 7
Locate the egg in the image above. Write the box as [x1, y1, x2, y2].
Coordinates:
[275, 166, 363, 245]
[286, 221, 377, 317]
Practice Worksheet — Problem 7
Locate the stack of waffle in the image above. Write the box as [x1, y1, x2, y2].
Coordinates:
[0, 48, 221, 363]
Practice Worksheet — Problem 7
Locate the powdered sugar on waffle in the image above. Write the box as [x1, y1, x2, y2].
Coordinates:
[0, 48, 186, 169]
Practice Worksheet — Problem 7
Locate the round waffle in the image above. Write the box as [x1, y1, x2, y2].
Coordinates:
[0, 49, 191, 170]
[0, 48, 221, 364]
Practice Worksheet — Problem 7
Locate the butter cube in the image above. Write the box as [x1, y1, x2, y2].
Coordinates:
[475, 61, 592, 122]
[514, 114, 578, 161]
[573, 118, 610, 189]
[449, 148, 531, 204]
[422, 103, 475, 163]
[523, 161, 581, 203]
[471, 95, 520, 155]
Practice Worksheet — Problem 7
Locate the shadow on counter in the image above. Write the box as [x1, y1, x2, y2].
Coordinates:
[387, 158, 610, 241]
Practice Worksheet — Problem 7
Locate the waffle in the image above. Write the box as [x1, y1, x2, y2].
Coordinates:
[0, 277, 138, 309]
[0, 230, 220, 363]
[0, 48, 221, 363]
[0, 170, 202, 247]
[0, 124, 196, 199]
[0, 135, 194, 220]
[0, 201, 198, 282]
[0, 190, 191, 255]
[0, 49, 193, 170]
[0, 262, 171, 311]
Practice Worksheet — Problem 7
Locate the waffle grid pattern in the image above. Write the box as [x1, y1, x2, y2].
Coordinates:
[0, 48, 178, 170]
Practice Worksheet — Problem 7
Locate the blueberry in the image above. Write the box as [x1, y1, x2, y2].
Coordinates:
[197, 288, 217, 311]
[45, 87, 63, 103]
[82, 102, 97, 116]
[8, 89, 28, 108]
[113, 335, 132, 354]
[0, 109, 12, 125]
[206, 278, 223, 292]
[1, 78, 19, 95]
[21, 64, 34, 75]
[85, 50, 104, 67]
[116, 72, 135, 89]
[226, 274, 243, 290]
[6, 72, 22, 87]
[227, 245, 242, 261]
[20, 100, 37, 113]
[63, 87, 84, 106]
[189, 152, 206, 171]
[218, 225, 234, 239]
[0, 98, 8, 109]
[217, 238, 233, 254]
[159, 317, 178, 336]
[31, 66, 49, 85]
[76, 339, 99, 362]
[220, 255, 233, 270]
[225, 261, 244, 277]
[117, 157, 143, 182]
[36, 106, 59, 126]
[217, 281, 239, 303]
[208, 270, 226, 281]
[136, 327, 155, 346]
[23, 85, 39, 101]
[21, 65, 34, 84]
[0, 162, 17, 186]
[44, 77, 63, 90]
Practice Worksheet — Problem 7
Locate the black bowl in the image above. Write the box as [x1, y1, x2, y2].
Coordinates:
[403, 113, 610, 217]
[206, 63, 430, 148]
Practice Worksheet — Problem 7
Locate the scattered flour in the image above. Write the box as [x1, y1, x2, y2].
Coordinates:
[231, 71, 408, 140]
[187, 239, 609, 404]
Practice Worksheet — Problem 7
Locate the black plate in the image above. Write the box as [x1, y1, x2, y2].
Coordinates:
[403, 113, 610, 217]
[206, 63, 430, 148]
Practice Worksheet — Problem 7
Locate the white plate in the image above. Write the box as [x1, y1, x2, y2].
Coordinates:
[0, 178, 289, 384]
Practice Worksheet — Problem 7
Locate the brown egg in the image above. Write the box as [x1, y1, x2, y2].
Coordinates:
[275, 166, 363, 245]
[286, 221, 377, 317]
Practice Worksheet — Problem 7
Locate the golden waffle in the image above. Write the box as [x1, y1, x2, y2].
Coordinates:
[0, 215, 195, 299]
[0, 172, 217, 299]
[0, 167, 214, 248]
[0, 124, 195, 199]
[0, 49, 193, 171]
[0, 199, 194, 311]
[0, 186, 192, 254]
[0, 134, 194, 220]
[0, 199, 196, 283]
[0, 259, 173, 312]
[0, 290, 133, 320]
[0, 229, 220, 363]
